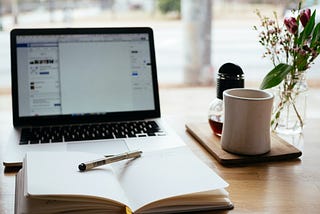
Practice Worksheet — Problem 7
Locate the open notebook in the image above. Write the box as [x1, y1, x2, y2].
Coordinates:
[15, 147, 233, 213]
[4, 27, 185, 168]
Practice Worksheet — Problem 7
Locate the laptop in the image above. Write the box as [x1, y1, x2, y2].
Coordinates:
[3, 27, 185, 168]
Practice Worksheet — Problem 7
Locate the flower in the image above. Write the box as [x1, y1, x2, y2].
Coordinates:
[254, 2, 320, 90]
[284, 17, 298, 34]
[254, 2, 320, 132]
[300, 8, 311, 27]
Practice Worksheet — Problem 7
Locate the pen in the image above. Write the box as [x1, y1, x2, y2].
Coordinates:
[78, 150, 142, 172]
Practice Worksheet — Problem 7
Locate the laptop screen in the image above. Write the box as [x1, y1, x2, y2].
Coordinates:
[11, 28, 160, 127]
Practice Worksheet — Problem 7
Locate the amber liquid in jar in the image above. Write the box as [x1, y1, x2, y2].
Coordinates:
[208, 115, 223, 136]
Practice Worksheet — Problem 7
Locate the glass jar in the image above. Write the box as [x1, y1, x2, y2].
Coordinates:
[271, 72, 308, 135]
[208, 63, 244, 136]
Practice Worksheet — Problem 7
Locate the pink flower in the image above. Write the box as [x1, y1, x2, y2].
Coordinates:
[300, 8, 311, 27]
[284, 17, 298, 34]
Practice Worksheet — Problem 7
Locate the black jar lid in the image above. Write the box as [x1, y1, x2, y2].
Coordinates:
[216, 63, 244, 99]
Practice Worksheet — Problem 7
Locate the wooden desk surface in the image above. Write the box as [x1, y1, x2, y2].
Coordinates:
[1, 87, 320, 213]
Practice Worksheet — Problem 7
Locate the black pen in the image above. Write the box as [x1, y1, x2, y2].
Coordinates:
[78, 150, 142, 172]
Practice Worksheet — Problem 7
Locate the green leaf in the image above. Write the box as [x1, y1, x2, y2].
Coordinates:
[296, 53, 309, 71]
[260, 63, 294, 89]
[311, 22, 320, 48]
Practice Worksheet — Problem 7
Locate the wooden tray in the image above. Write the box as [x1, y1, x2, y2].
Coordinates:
[185, 122, 302, 166]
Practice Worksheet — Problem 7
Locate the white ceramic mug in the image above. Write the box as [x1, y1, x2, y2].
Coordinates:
[221, 88, 274, 155]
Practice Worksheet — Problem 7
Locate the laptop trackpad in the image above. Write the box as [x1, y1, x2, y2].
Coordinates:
[66, 140, 129, 155]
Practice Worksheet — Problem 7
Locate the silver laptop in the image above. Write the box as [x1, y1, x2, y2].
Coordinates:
[3, 27, 185, 168]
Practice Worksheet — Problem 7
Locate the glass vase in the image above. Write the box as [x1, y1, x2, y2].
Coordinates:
[271, 72, 308, 135]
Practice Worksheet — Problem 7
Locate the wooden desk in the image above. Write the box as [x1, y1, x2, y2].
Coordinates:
[1, 87, 320, 213]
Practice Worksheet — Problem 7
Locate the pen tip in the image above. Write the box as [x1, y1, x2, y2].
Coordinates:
[78, 163, 86, 171]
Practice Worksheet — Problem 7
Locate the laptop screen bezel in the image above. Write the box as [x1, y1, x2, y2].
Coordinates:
[11, 27, 161, 127]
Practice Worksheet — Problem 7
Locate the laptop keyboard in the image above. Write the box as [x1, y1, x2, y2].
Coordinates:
[20, 121, 166, 145]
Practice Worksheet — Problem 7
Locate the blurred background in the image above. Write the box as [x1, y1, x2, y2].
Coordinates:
[0, 0, 319, 91]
